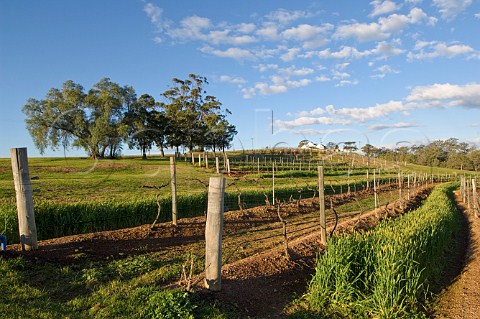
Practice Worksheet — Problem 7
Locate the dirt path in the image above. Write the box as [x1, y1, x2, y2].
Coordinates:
[433, 192, 480, 319]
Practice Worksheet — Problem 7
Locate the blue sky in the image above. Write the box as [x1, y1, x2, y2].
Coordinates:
[1, 0, 480, 158]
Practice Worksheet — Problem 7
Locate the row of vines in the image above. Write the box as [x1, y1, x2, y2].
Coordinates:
[296, 183, 461, 318]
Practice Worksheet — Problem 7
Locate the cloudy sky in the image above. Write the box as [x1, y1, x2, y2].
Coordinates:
[1, 0, 480, 157]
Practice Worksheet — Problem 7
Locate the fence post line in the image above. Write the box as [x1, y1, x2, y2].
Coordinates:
[10, 147, 38, 251]
[318, 166, 326, 245]
[170, 156, 178, 226]
[205, 177, 226, 291]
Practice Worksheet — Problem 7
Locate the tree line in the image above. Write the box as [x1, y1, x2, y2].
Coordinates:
[361, 138, 480, 171]
[22, 74, 237, 159]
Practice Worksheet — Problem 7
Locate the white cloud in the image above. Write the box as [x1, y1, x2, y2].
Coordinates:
[255, 25, 280, 41]
[278, 66, 315, 76]
[286, 129, 348, 135]
[334, 8, 435, 42]
[326, 100, 407, 121]
[144, 3, 163, 26]
[369, 1, 400, 17]
[200, 46, 256, 60]
[315, 75, 331, 82]
[433, 0, 473, 19]
[256, 64, 279, 72]
[219, 75, 247, 85]
[280, 47, 301, 62]
[371, 64, 400, 78]
[265, 8, 313, 25]
[241, 87, 256, 99]
[143, 3, 170, 31]
[475, 12, 480, 19]
[255, 82, 289, 95]
[281, 24, 331, 40]
[317, 47, 372, 59]
[335, 80, 360, 87]
[334, 21, 387, 42]
[372, 39, 405, 59]
[242, 73, 313, 98]
[275, 116, 351, 128]
[407, 83, 480, 108]
[236, 23, 256, 33]
[298, 107, 326, 117]
[369, 122, 418, 131]
[407, 41, 475, 60]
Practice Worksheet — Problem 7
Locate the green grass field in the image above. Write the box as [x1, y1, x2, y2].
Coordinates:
[0, 151, 469, 242]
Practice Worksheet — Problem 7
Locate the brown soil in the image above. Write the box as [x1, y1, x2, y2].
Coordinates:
[5, 185, 434, 318]
[432, 192, 480, 319]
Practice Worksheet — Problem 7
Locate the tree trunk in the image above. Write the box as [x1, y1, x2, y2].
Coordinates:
[160, 144, 165, 157]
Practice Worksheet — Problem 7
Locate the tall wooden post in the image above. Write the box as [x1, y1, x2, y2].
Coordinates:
[472, 179, 478, 218]
[215, 157, 220, 174]
[205, 177, 226, 291]
[205, 153, 209, 169]
[170, 157, 177, 226]
[318, 166, 326, 245]
[10, 147, 38, 251]
[407, 174, 411, 200]
[374, 169, 379, 218]
[191, 153, 195, 165]
[272, 161, 276, 204]
[398, 172, 403, 210]
[198, 154, 202, 167]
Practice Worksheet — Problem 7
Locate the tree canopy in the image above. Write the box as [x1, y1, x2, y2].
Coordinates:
[23, 75, 237, 159]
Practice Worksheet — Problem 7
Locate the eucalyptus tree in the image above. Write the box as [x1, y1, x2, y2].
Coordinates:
[23, 78, 132, 159]
[162, 74, 235, 153]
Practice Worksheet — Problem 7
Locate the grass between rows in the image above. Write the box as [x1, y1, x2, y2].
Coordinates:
[288, 183, 462, 319]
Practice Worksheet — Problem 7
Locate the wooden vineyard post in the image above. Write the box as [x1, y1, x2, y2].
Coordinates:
[205, 177, 226, 291]
[407, 174, 411, 200]
[170, 157, 178, 226]
[226, 158, 231, 176]
[215, 157, 220, 174]
[205, 153, 209, 169]
[467, 179, 471, 210]
[10, 147, 38, 251]
[272, 161, 276, 204]
[198, 154, 202, 167]
[191, 153, 195, 165]
[398, 172, 403, 210]
[461, 176, 466, 204]
[318, 166, 326, 245]
[472, 179, 479, 218]
[373, 169, 379, 218]
[366, 169, 370, 190]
